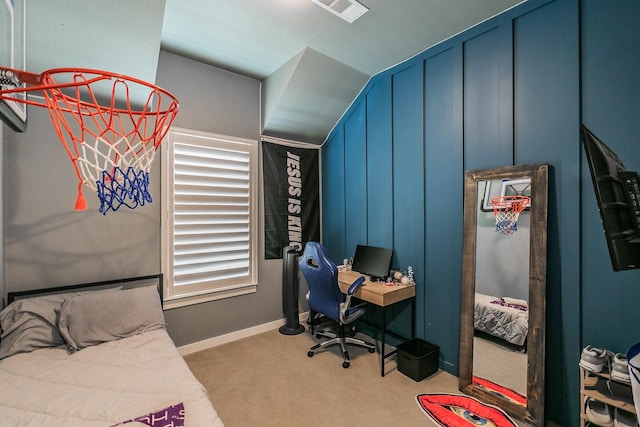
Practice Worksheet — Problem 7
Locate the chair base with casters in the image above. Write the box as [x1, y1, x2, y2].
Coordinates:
[307, 311, 376, 368]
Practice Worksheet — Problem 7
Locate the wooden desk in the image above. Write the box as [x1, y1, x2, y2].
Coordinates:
[337, 270, 416, 376]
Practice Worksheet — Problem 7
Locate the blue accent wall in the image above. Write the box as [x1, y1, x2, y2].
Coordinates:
[581, 0, 640, 393]
[321, 127, 345, 263]
[423, 45, 464, 369]
[391, 63, 425, 304]
[344, 103, 368, 256]
[365, 80, 393, 249]
[463, 23, 513, 169]
[321, 0, 640, 424]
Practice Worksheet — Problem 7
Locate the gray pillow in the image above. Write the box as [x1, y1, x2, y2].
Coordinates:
[58, 285, 166, 352]
[0, 288, 118, 359]
[0, 295, 65, 359]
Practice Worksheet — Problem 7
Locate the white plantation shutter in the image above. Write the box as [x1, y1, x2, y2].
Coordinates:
[162, 128, 258, 308]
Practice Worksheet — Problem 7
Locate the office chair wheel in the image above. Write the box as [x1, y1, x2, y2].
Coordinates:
[307, 351, 314, 357]
[342, 361, 350, 368]
[368, 347, 375, 353]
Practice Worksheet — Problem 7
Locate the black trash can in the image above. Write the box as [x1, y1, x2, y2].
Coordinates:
[396, 338, 439, 382]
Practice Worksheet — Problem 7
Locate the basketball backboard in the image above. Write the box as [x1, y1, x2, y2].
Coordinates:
[481, 177, 532, 211]
[0, 0, 27, 132]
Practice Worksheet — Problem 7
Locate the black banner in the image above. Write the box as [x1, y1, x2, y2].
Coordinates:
[263, 141, 320, 259]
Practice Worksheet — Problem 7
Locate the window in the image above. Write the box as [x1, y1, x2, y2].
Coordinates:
[161, 128, 258, 309]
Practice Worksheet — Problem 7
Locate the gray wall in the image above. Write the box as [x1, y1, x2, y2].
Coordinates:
[156, 51, 284, 346]
[5, 103, 159, 289]
[475, 182, 530, 300]
[3, 50, 289, 348]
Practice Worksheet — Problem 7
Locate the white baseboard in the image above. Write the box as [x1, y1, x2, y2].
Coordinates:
[178, 311, 309, 356]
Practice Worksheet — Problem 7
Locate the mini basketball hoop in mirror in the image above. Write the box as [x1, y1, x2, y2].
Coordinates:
[0, 66, 179, 214]
[487, 177, 532, 234]
[491, 195, 531, 235]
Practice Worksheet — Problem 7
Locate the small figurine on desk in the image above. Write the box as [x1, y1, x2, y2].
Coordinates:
[387, 268, 414, 286]
[378, 273, 398, 286]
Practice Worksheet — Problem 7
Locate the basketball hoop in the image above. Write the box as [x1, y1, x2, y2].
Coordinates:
[0, 67, 179, 214]
[491, 195, 530, 235]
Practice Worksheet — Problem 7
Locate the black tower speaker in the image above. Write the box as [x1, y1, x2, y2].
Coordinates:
[279, 246, 305, 335]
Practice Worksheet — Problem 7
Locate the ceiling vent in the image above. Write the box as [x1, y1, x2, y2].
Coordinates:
[312, 0, 368, 23]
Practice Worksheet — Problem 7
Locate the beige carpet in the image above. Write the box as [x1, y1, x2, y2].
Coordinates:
[473, 336, 527, 396]
[184, 328, 460, 427]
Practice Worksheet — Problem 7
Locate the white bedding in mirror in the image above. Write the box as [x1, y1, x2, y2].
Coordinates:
[474, 292, 528, 347]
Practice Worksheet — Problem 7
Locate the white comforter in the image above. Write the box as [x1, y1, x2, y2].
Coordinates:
[474, 292, 528, 346]
[0, 329, 224, 427]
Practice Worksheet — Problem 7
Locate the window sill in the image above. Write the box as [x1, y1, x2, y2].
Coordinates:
[163, 284, 257, 310]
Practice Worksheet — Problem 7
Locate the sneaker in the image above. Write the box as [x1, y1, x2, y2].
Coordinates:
[612, 353, 632, 384]
[580, 345, 611, 373]
[614, 408, 638, 427]
[585, 397, 614, 427]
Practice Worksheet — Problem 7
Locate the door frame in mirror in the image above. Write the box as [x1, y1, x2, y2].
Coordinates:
[459, 163, 548, 427]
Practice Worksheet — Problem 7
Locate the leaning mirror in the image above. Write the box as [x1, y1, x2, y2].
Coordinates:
[459, 163, 548, 427]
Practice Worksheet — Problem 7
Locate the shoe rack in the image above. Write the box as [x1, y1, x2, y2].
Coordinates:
[580, 366, 636, 426]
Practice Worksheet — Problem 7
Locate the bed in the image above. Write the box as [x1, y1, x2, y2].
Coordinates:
[0, 274, 224, 427]
[474, 292, 528, 347]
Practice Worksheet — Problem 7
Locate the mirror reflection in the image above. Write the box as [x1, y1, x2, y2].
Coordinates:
[472, 178, 530, 402]
[459, 163, 548, 427]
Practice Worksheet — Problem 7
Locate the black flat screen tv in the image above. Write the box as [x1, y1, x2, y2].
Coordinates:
[581, 124, 640, 271]
[351, 244, 393, 280]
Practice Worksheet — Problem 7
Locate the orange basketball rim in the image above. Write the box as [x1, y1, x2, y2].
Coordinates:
[0, 66, 179, 214]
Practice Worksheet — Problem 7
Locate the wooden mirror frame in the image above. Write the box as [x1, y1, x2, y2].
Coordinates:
[459, 163, 548, 426]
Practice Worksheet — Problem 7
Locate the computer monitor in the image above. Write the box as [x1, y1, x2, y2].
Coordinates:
[581, 124, 640, 271]
[351, 244, 393, 280]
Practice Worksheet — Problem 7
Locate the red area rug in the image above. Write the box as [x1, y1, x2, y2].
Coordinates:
[416, 393, 517, 427]
[472, 376, 526, 407]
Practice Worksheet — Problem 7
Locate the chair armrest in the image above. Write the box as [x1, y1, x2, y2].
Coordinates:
[347, 276, 366, 296]
[341, 276, 366, 324]
[344, 276, 365, 310]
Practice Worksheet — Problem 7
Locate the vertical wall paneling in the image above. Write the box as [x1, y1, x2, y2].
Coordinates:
[321, 129, 346, 263]
[463, 24, 514, 170]
[423, 46, 464, 369]
[580, 5, 640, 427]
[581, 0, 640, 346]
[343, 103, 368, 258]
[321, 1, 593, 423]
[391, 63, 425, 335]
[514, 1, 580, 422]
[366, 80, 394, 249]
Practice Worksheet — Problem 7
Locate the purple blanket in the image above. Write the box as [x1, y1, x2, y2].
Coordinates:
[490, 298, 528, 312]
[111, 403, 185, 427]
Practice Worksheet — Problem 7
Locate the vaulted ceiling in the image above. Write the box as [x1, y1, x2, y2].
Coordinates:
[23, 0, 524, 143]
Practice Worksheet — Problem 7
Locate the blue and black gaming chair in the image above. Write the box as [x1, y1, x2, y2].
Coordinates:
[299, 242, 375, 368]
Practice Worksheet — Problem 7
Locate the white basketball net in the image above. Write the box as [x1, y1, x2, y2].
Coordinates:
[491, 196, 530, 235]
[76, 136, 156, 192]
